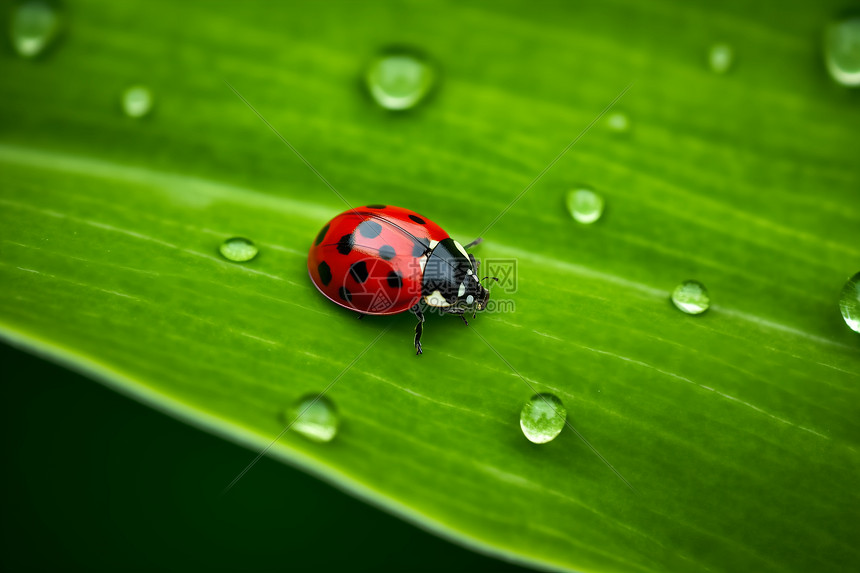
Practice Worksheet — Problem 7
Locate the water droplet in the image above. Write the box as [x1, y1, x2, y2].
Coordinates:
[839, 272, 860, 333]
[122, 85, 153, 118]
[219, 237, 258, 262]
[606, 111, 630, 133]
[365, 48, 435, 110]
[10, 0, 62, 59]
[566, 187, 604, 224]
[708, 43, 734, 74]
[288, 394, 339, 443]
[824, 15, 860, 87]
[520, 393, 566, 444]
[671, 280, 710, 315]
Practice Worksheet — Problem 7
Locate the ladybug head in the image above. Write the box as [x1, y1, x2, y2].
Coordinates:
[450, 269, 491, 315]
[421, 238, 494, 316]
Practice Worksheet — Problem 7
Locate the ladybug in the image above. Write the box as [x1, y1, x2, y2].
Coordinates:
[308, 205, 494, 354]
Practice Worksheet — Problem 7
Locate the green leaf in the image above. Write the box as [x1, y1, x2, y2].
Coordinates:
[2, 1, 858, 572]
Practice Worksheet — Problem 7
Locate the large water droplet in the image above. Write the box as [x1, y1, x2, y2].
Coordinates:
[606, 111, 630, 133]
[839, 272, 860, 333]
[520, 393, 566, 444]
[10, 0, 61, 59]
[708, 43, 734, 74]
[365, 49, 435, 110]
[288, 394, 339, 443]
[824, 15, 860, 87]
[219, 237, 258, 262]
[671, 280, 710, 315]
[566, 187, 604, 224]
[122, 85, 153, 118]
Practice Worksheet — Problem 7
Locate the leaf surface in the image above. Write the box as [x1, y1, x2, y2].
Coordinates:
[1, 1, 859, 571]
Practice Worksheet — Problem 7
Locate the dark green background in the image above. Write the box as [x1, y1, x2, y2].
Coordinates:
[0, 342, 532, 572]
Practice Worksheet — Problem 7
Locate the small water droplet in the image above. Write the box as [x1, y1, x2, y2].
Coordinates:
[219, 237, 258, 262]
[288, 394, 339, 443]
[10, 0, 62, 59]
[824, 15, 860, 87]
[520, 393, 566, 444]
[839, 272, 860, 333]
[606, 111, 630, 133]
[566, 187, 604, 224]
[365, 48, 435, 110]
[122, 85, 153, 118]
[671, 280, 710, 315]
[708, 43, 734, 74]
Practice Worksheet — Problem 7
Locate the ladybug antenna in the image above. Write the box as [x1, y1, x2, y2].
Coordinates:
[463, 237, 483, 250]
[480, 276, 499, 285]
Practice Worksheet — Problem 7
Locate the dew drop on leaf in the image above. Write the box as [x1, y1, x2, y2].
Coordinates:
[9, 0, 61, 59]
[122, 85, 153, 118]
[839, 271, 860, 333]
[520, 393, 566, 444]
[606, 111, 630, 133]
[566, 187, 604, 224]
[671, 279, 710, 315]
[219, 237, 258, 262]
[708, 43, 734, 74]
[288, 394, 340, 443]
[365, 48, 435, 110]
[824, 15, 860, 87]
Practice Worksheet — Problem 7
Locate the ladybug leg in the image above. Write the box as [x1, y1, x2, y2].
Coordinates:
[356, 313, 365, 320]
[411, 305, 424, 355]
[464, 238, 483, 250]
[460, 315, 469, 326]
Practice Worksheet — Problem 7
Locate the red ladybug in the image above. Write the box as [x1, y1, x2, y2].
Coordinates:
[308, 205, 492, 354]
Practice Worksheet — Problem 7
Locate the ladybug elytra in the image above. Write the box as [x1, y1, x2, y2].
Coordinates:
[308, 205, 493, 354]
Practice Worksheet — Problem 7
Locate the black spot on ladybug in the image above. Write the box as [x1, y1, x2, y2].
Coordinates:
[349, 261, 369, 283]
[412, 238, 430, 258]
[378, 245, 396, 260]
[337, 233, 354, 255]
[339, 286, 352, 303]
[314, 224, 329, 246]
[409, 214, 426, 224]
[367, 204, 386, 209]
[357, 220, 382, 238]
[318, 261, 332, 286]
[387, 271, 403, 289]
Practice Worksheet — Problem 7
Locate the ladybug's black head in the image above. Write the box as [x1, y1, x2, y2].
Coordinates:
[450, 270, 491, 315]
[422, 238, 491, 315]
